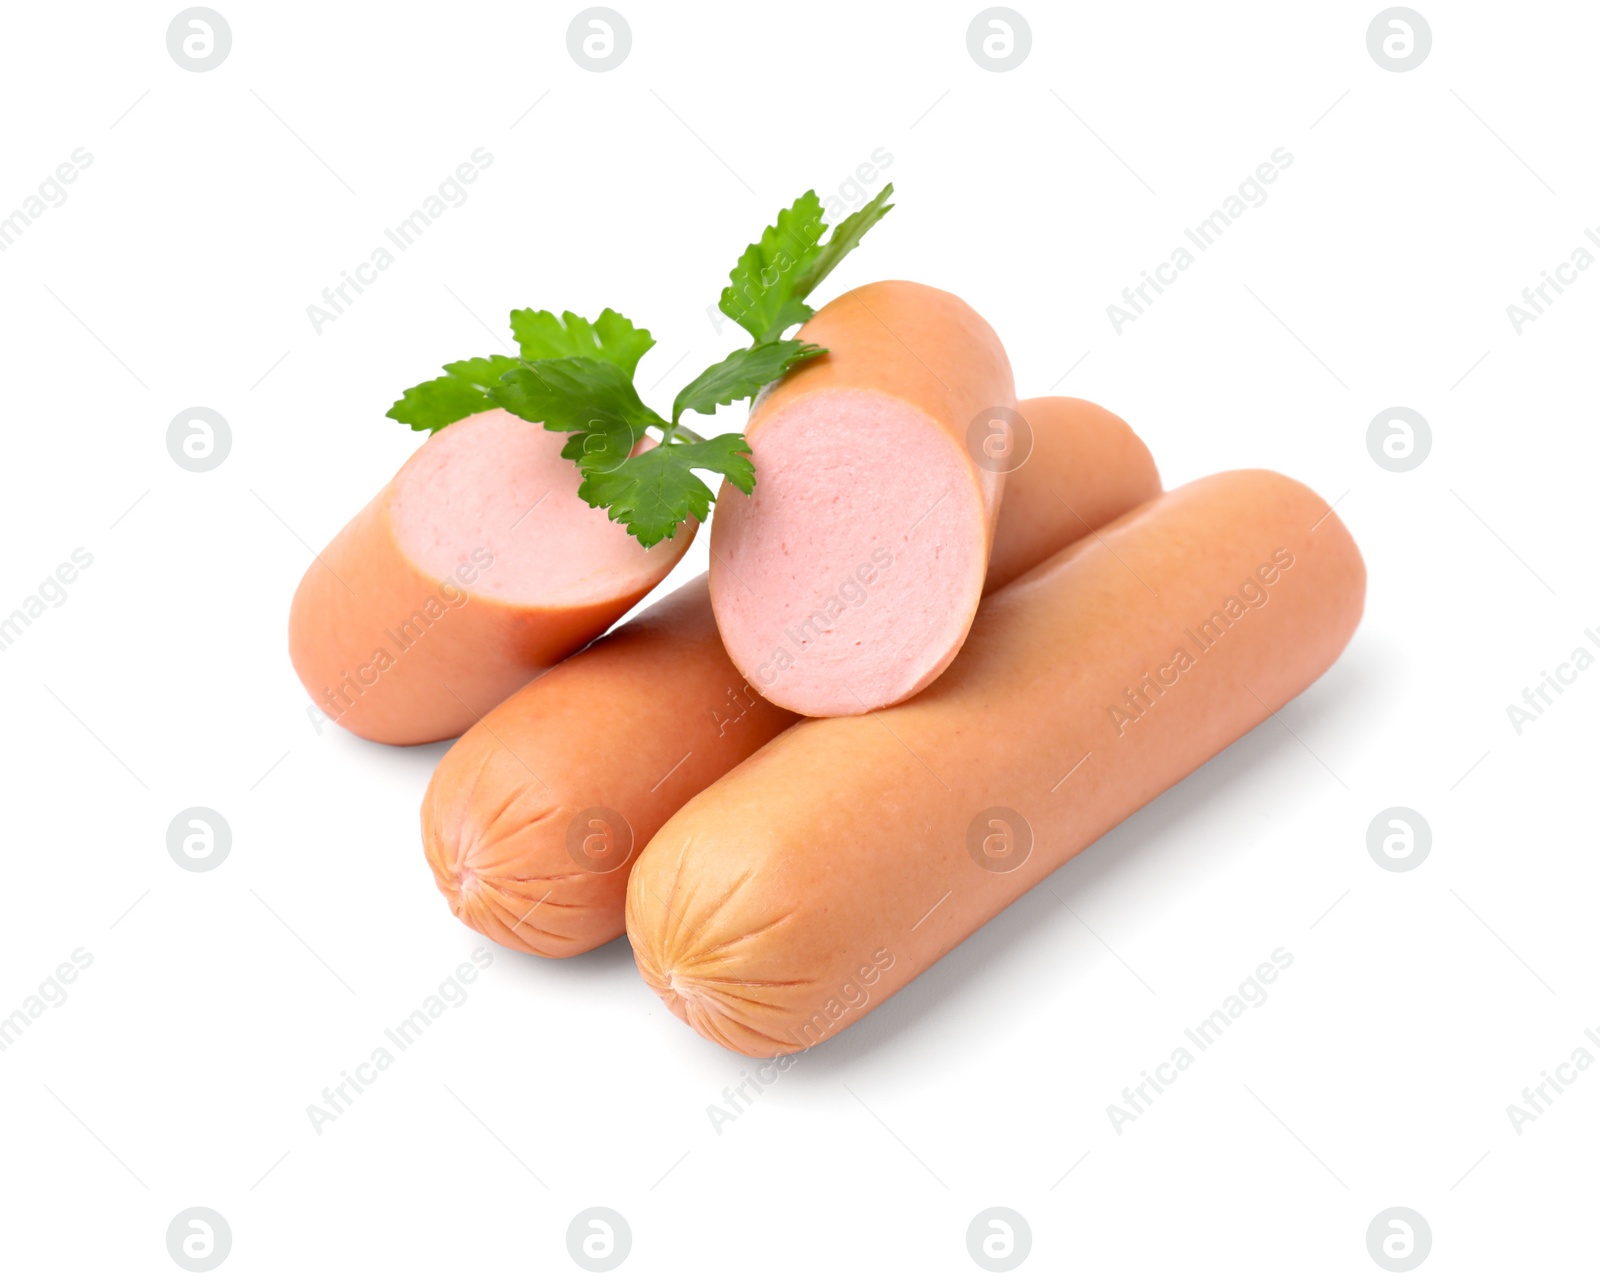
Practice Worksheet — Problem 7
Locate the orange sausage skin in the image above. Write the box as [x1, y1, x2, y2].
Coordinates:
[986, 398, 1160, 589]
[423, 398, 1159, 957]
[288, 412, 692, 746]
[422, 578, 797, 955]
[626, 470, 1366, 1055]
[289, 497, 647, 746]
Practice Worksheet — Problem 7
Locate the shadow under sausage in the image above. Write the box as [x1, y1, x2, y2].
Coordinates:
[783, 648, 1382, 1078]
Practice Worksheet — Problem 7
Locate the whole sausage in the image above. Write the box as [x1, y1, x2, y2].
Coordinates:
[288, 408, 693, 745]
[708, 280, 1015, 717]
[423, 398, 1160, 957]
[626, 470, 1366, 1054]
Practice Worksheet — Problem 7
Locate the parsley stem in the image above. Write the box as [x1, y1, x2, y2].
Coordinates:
[658, 422, 705, 446]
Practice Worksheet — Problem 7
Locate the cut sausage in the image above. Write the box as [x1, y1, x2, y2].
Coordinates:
[708, 280, 1015, 717]
[288, 408, 693, 745]
[422, 398, 1159, 957]
[626, 470, 1366, 1055]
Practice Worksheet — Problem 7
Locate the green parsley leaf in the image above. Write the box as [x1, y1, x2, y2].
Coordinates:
[671, 340, 825, 422]
[718, 185, 896, 343]
[385, 354, 521, 432]
[719, 191, 827, 343]
[792, 183, 895, 298]
[576, 434, 755, 547]
[385, 183, 894, 546]
[495, 357, 668, 473]
[510, 307, 655, 375]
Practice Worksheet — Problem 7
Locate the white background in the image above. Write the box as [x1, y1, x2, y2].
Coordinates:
[2, 1, 1595, 1274]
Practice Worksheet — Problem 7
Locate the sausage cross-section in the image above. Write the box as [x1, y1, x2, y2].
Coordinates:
[708, 280, 1015, 717]
[288, 408, 693, 745]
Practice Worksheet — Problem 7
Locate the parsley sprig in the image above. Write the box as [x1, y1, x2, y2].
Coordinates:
[387, 184, 894, 547]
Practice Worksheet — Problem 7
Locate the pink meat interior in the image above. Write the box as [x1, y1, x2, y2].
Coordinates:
[389, 409, 684, 606]
[713, 388, 987, 715]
